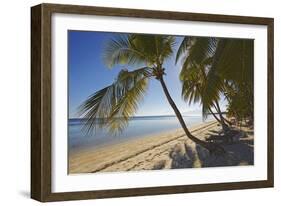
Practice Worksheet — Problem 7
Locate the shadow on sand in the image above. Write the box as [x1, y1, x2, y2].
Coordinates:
[157, 129, 254, 169]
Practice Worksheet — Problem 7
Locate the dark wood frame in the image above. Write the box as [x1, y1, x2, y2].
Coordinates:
[31, 3, 274, 202]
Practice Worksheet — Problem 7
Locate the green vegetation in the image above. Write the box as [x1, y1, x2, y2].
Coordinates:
[176, 37, 254, 126]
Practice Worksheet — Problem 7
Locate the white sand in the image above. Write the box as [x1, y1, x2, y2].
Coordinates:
[69, 121, 254, 174]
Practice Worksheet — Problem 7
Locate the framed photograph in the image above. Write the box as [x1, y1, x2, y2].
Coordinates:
[31, 3, 274, 202]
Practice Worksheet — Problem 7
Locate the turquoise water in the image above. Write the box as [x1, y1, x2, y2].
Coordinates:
[68, 115, 214, 151]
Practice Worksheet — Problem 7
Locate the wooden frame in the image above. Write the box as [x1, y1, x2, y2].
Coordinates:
[31, 3, 274, 202]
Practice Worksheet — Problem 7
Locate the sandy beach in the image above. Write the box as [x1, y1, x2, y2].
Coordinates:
[69, 121, 254, 174]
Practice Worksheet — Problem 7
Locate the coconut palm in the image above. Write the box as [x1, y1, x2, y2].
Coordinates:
[176, 36, 254, 126]
[79, 34, 221, 153]
[176, 37, 230, 131]
[203, 38, 254, 126]
[179, 57, 227, 126]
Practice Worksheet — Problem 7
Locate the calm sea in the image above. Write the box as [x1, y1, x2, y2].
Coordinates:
[68, 115, 214, 152]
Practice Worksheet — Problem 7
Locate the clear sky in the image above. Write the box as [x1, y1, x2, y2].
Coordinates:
[68, 30, 226, 118]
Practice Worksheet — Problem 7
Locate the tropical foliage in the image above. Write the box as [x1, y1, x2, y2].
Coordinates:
[79, 67, 152, 133]
[176, 36, 254, 125]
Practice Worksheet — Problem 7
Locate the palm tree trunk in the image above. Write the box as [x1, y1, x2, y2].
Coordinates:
[213, 102, 232, 125]
[214, 100, 229, 132]
[222, 116, 232, 126]
[158, 76, 209, 148]
[208, 107, 222, 123]
[209, 105, 232, 128]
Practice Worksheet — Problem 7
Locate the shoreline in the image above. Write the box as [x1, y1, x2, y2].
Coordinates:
[69, 120, 254, 174]
[69, 116, 215, 154]
[69, 119, 216, 154]
[69, 120, 217, 173]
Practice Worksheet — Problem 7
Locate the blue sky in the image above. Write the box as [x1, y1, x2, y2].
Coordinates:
[68, 30, 226, 118]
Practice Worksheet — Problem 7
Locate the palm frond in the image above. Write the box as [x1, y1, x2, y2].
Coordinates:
[185, 37, 218, 66]
[180, 65, 203, 105]
[177, 35, 254, 121]
[158, 36, 176, 63]
[202, 39, 254, 105]
[175, 37, 194, 64]
[79, 67, 151, 134]
[103, 34, 149, 68]
[201, 39, 226, 108]
[202, 102, 210, 120]
[104, 34, 176, 68]
[214, 39, 254, 83]
[130, 34, 176, 65]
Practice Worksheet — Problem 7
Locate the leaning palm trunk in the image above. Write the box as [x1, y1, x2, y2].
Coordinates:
[222, 116, 232, 126]
[159, 77, 211, 151]
[214, 101, 229, 132]
[208, 107, 222, 123]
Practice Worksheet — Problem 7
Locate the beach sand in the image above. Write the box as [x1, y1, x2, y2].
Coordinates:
[69, 121, 254, 174]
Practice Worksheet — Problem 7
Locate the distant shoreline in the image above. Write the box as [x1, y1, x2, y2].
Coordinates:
[68, 114, 208, 121]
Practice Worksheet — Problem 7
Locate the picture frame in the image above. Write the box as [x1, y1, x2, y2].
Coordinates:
[31, 3, 274, 202]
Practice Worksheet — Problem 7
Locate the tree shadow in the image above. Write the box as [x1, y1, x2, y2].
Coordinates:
[169, 143, 195, 169]
[195, 141, 254, 167]
[167, 131, 253, 169]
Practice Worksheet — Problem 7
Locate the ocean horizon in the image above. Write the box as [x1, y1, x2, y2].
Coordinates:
[68, 115, 214, 152]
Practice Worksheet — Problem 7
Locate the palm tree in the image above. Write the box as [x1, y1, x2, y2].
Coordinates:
[79, 34, 221, 152]
[178, 57, 225, 125]
[176, 36, 254, 127]
[176, 37, 229, 131]
[201, 38, 254, 125]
